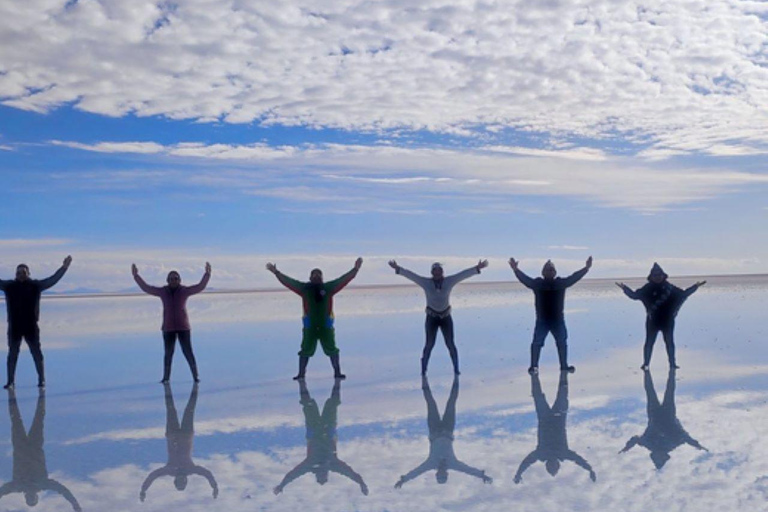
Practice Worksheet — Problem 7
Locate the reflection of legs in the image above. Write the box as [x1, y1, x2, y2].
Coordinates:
[162, 332, 177, 383]
[177, 331, 199, 382]
[531, 373, 550, 418]
[422, 316, 439, 375]
[643, 369, 660, 418]
[25, 328, 45, 386]
[422, 378, 441, 435]
[661, 323, 677, 368]
[642, 319, 659, 369]
[551, 321, 571, 371]
[530, 321, 548, 370]
[442, 376, 459, 433]
[5, 335, 22, 388]
[182, 383, 199, 434]
[164, 383, 181, 434]
[440, 316, 460, 375]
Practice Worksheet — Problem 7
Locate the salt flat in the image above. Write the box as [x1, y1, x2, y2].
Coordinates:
[0, 276, 766, 512]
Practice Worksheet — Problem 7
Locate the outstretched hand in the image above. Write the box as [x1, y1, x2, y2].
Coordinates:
[273, 485, 282, 495]
[508, 258, 519, 270]
[63, 255, 73, 268]
[696, 280, 707, 287]
[482, 474, 493, 484]
[585, 256, 593, 269]
[266, 262, 277, 274]
[388, 259, 399, 271]
[354, 257, 363, 271]
[131, 264, 139, 277]
[476, 259, 489, 271]
[205, 262, 212, 274]
[615, 282, 627, 290]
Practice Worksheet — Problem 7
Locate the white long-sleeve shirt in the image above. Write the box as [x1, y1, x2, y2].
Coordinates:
[397, 266, 480, 313]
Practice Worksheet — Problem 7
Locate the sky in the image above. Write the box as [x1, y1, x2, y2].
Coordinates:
[1, 0, 767, 291]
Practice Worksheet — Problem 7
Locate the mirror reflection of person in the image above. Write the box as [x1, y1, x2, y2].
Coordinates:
[509, 257, 592, 374]
[0, 388, 81, 511]
[619, 368, 707, 469]
[395, 376, 492, 487]
[140, 383, 218, 501]
[388, 260, 488, 375]
[616, 263, 705, 370]
[132, 263, 211, 383]
[514, 371, 596, 483]
[0, 256, 72, 389]
[274, 378, 368, 495]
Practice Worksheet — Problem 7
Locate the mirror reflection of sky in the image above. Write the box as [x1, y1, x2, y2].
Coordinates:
[0, 276, 767, 511]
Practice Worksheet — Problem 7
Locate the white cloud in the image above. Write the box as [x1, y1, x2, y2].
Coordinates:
[51, 140, 165, 153]
[0, 0, 767, 156]
[0, 238, 72, 248]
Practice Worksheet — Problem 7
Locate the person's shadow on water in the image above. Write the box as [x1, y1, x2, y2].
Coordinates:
[619, 368, 707, 469]
[514, 371, 596, 483]
[274, 378, 368, 495]
[0, 388, 81, 511]
[395, 375, 492, 488]
[140, 383, 218, 501]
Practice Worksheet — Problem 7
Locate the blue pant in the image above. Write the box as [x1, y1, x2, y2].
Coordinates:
[530, 319, 569, 369]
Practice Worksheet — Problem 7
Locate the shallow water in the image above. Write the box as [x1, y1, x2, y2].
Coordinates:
[0, 276, 766, 511]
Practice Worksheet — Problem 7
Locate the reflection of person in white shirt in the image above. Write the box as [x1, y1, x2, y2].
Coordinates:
[0, 388, 81, 511]
[620, 368, 706, 469]
[274, 379, 368, 495]
[514, 372, 595, 483]
[395, 376, 492, 487]
[140, 383, 218, 501]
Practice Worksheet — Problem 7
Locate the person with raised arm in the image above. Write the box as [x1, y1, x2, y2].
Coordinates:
[616, 263, 705, 370]
[266, 258, 362, 380]
[388, 259, 488, 375]
[0, 256, 72, 389]
[509, 256, 592, 374]
[132, 262, 211, 383]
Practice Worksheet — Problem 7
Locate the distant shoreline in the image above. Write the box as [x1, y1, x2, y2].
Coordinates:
[4, 273, 766, 301]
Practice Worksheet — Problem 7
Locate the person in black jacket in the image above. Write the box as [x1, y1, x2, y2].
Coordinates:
[0, 256, 72, 389]
[616, 263, 705, 370]
[510, 257, 592, 374]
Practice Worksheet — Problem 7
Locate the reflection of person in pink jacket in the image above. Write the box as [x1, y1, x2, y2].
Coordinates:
[132, 263, 211, 383]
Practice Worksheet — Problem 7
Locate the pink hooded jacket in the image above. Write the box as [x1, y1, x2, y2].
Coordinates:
[134, 272, 210, 332]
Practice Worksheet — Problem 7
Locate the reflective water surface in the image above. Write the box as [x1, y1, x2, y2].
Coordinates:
[0, 276, 767, 511]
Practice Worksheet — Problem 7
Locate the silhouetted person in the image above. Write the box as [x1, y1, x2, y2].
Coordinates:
[389, 260, 488, 375]
[266, 258, 362, 380]
[510, 256, 592, 374]
[619, 368, 707, 469]
[616, 263, 705, 369]
[140, 383, 218, 501]
[133, 262, 211, 382]
[514, 371, 595, 483]
[395, 376, 492, 487]
[0, 388, 81, 511]
[274, 378, 368, 495]
[1, 256, 72, 389]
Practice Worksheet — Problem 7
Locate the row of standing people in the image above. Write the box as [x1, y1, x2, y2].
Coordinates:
[0, 255, 705, 386]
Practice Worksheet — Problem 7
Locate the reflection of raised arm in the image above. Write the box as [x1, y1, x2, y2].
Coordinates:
[0, 481, 20, 499]
[38, 256, 72, 291]
[562, 256, 592, 287]
[140, 467, 172, 501]
[514, 452, 538, 483]
[566, 451, 596, 482]
[192, 466, 219, 498]
[448, 459, 492, 483]
[273, 461, 312, 494]
[509, 258, 536, 289]
[615, 282, 640, 300]
[395, 460, 433, 488]
[331, 459, 368, 495]
[619, 435, 641, 454]
[132, 264, 163, 296]
[44, 479, 82, 512]
[186, 262, 212, 295]
[266, 263, 304, 295]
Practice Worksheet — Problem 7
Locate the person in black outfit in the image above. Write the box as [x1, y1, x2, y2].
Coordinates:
[616, 263, 705, 369]
[514, 371, 596, 483]
[140, 383, 218, 501]
[509, 256, 592, 374]
[0, 256, 72, 389]
[619, 368, 707, 469]
[274, 378, 368, 495]
[0, 388, 81, 511]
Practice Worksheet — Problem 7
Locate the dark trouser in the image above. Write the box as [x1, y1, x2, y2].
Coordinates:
[7, 325, 44, 385]
[162, 330, 198, 381]
[644, 318, 676, 367]
[530, 319, 569, 369]
[423, 314, 459, 374]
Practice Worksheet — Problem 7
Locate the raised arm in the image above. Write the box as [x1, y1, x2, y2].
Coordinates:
[266, 263, 304, 295]
[391, 263, 430, 288]
[616, 282, 641, 300]
[326, 258, 363, 295]
[132, 264, 163, 296]
[185, 262, 212, 295]
[562, 256, 592, 287]
[38, 255, 72, 291]
[445, 260, 487, 287]
[509, 258, 536, 289]
[683, 280, 706, 298]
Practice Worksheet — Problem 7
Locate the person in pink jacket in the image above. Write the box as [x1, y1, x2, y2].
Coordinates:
[132, 263, 211, 383]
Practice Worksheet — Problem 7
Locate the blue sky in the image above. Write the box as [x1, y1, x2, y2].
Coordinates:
[1, 0, 767, 291]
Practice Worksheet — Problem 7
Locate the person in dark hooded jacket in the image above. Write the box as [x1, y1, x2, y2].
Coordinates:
[616, 263, 705, 370]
